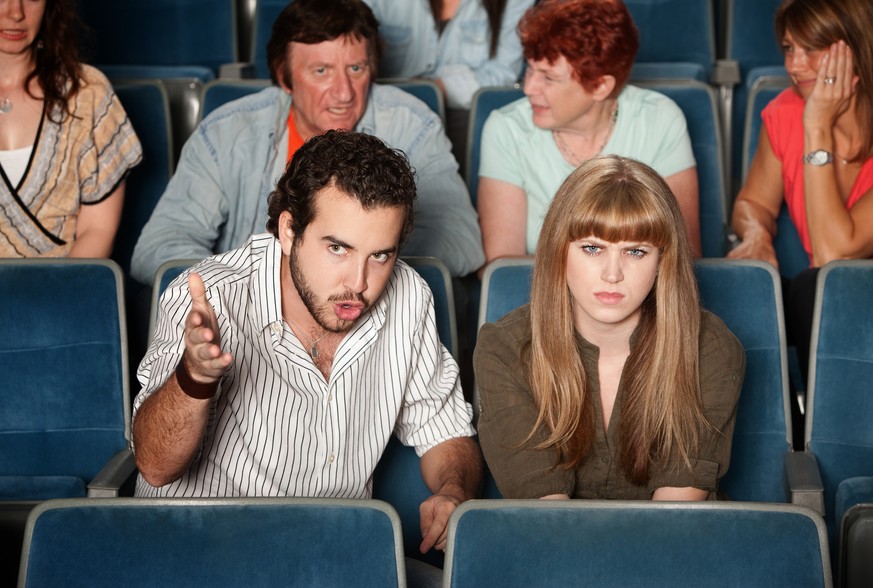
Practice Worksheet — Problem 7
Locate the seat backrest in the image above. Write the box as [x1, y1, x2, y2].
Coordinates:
[378, 78, 446, 123]
[147, 259, 202, 345]
[807, 261, 873, 528]
[466, 86, 524, 205]
[444, 500, 831, 588]
[636, 79, 727, 257]
[80, 0, 237, 76]
[694, 259, 792, 502]
[20, 497, 404, 587]
[199, 79, 271, 121]
[404, 257, 458, 359]
[475, 259, 534, 419]
[111, 81, 174, 278]
[250, 0, 289, 79]
[725, 0, 784, 78]
[478, 258, 534, 327]
[0, 260, 129, 482]
[105, 70, 207, 166]
[624, 0, 716, 81]
[723, 0, 783, 186]
[742, 77, 809, 279]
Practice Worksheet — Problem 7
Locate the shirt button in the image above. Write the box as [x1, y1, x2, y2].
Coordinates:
[328, 454, 335, 464]
[327, 394, 333, 402]
[600, 457, 609, 464]
[271, 323, 281, 335]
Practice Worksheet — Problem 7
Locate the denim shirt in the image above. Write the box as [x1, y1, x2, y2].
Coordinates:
[365, 0, 533, 109]
[131, 84, 484, 284]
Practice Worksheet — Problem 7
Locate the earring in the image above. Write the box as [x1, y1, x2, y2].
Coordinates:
[36, 40, 44, 50]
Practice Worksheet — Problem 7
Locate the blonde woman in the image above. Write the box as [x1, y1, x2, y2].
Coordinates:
[475, 156, 745, 500]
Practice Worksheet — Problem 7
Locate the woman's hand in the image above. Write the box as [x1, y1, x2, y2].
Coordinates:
[803, 40, 858, 132]
[726, 232, 779, 269]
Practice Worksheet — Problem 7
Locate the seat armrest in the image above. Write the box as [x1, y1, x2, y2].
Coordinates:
[711, 59, 741, 87]
[785, 451, 825, 516]
[87, 449, 137, 498]
[219, 62, 255, 79]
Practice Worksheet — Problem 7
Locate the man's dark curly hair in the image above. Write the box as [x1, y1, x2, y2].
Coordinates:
[266, 130, 416, 244]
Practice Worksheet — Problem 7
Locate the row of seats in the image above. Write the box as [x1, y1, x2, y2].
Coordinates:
[16, 497, 831, 587]
[3, 256, 873, 584]
[81, 0, 788, 190]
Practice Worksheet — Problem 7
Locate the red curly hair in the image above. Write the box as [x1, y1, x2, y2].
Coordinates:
[519, 0, 639, 96]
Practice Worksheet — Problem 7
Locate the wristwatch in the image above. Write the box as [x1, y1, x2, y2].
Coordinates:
[803, 149, 834, 166]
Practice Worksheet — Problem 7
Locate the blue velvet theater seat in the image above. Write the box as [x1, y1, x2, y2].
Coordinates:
[81, 0, 238, 77]
[0, 259, 132, 502]
[694, 259, 793, 502]
[110, 80, 174, 279]
[0, 260, 134, 584]
[404, 257, 458, 359]
[724, 0, 784, 188]
[802, 260, 873, 582]
[19, 497, 405, 587]
[444, 500, 831, 588]
[624, 0, 717, 83]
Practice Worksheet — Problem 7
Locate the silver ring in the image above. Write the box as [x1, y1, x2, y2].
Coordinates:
[824, 76, 836, 85]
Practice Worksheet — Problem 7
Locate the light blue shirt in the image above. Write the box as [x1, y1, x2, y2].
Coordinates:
[364, 0, 534, 109]
[131, 84, 484, 283]
[479, 85, 696, 253]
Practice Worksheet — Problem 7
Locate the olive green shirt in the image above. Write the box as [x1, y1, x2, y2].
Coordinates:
[475, 305, 745, 499]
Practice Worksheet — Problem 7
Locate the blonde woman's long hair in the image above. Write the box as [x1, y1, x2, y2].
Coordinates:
[527, 156, 705, 485]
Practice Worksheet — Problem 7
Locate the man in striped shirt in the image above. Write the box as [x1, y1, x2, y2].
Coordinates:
[132, 130, 481, 555]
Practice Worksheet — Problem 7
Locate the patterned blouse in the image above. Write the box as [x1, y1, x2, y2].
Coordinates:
[0, 65, 142, 257]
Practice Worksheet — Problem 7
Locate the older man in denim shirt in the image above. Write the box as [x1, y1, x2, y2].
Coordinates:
[131, 0, 484, 285]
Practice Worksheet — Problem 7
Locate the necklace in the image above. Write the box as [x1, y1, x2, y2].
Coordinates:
[286, 317, 331, 358]
[553, 104, 619, 166]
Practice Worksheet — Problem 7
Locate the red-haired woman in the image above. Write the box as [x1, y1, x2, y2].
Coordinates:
[0, 0, 142, 257]
[477, 0, 701, 269]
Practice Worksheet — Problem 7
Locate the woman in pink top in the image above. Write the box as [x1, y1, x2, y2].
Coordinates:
[729, 0, 873, 390]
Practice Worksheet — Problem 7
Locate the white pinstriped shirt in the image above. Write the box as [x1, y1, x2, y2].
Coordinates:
[133, 234, 475, 498]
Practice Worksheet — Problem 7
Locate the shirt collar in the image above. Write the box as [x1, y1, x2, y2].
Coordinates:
[252, 236, 285, 332]
[354, 83, 378, 135]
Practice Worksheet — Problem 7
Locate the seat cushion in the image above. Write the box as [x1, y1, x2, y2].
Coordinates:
[0, 476, 87, 500]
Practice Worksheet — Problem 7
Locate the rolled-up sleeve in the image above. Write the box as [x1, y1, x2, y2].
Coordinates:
[648, 312, 746, 493]
[394, 273, 476, 455]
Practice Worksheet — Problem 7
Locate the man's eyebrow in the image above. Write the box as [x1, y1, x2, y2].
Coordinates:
[323, 235, 398, 257]
[323, 235, 354, 250]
